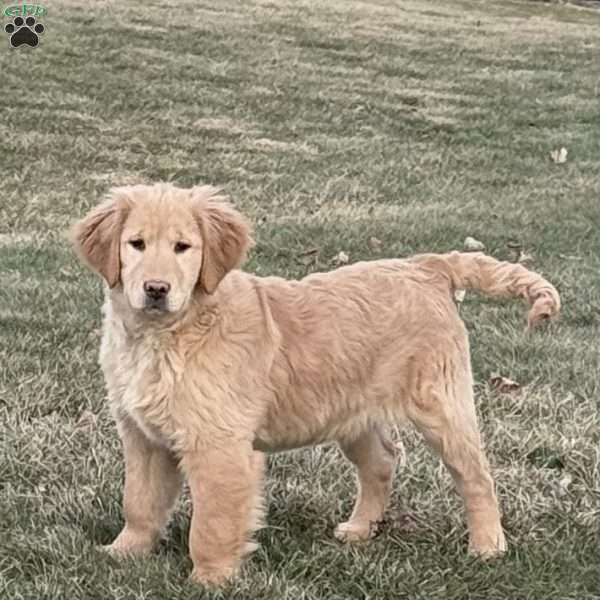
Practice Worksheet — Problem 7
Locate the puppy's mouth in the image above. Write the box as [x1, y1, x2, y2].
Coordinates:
[143, 298, 170, 314]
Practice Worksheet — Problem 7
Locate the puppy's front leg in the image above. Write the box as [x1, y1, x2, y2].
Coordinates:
[182, 443, 265, 586]
[105, 417, 182, 557]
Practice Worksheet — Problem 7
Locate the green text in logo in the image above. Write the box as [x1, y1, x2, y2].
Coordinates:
[3, 4, 46, 18]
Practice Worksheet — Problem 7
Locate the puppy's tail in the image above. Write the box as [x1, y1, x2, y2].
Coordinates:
[409, 251, 560, 329]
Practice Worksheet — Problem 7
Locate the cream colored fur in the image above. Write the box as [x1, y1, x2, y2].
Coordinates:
[71, 183, 560, 585]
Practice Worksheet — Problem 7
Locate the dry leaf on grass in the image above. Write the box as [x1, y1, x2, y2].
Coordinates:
[332, 251, 349, 266]
[386, 511, 421, 534]
[454, 289, 466, 304]
[298, 248, 319, 257]
[550, 147, 568, 164]
[368, 236, 382, 251]
[557, 473, 573, 497]
[518, 251, 534, 266]
[506, 242, 534, 265]
[393, 437, 407, 468]
[75, 410, 98, 431]
[489, 373, 521, 393]
[296, 248, 319, 267]
[463, 236, 485, 251]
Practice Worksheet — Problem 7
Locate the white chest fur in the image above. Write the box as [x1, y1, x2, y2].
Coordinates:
[99, 307, 185, 447]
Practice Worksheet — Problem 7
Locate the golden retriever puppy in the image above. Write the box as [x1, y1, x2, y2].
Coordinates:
[71, 183, 560, 585]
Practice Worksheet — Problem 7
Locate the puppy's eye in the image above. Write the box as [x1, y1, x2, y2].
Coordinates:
[129, 239, 145, 251]
[174, 242, 191, 254]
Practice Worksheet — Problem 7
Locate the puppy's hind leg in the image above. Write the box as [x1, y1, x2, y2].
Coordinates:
[335, 424, 397, 543]
[407, 364, 506, 557]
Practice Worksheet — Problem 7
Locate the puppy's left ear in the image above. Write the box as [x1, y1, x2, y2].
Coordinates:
[70, 195, 126, 288]
[194, 187, 253, 294]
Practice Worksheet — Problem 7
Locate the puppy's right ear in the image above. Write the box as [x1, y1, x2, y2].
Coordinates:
[70, 196, 124, 288]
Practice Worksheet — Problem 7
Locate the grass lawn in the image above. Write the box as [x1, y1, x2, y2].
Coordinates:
[1, 0, 600, 598]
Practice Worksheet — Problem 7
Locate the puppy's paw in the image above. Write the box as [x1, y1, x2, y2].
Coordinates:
[189, 564, 236, 586]
[334, 519, 380, 543]
[99, 530, 155, 558]
[99, 543, 127, 558]
[99, 542, 151, 559]
[468, 529, 507, 559]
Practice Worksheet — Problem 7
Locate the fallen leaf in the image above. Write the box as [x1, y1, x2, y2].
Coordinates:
[507, 241, 523, 262]
[387, 511, 421, 533]
[332, 251, 349, 266]
[368, 236, 382, 251]
[550, 147, 568, 164]
[296, 248, 319, 267]
[391, 433, 407, 468]
[489, 373, 521, 393]
[298, 248, 319, 257]
[463, 236, 485, 252]
[557, 473, 573, 497]
[76, 410, 97, 431]
[518, 251, 534, 266]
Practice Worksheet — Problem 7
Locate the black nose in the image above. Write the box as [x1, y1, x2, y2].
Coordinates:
[143, 280, 171, 300]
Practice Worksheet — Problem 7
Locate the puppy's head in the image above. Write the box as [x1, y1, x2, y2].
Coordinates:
[71, 184, 252, 316]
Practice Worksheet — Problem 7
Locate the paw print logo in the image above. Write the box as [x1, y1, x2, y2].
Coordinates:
[4, 15, 45, 48]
